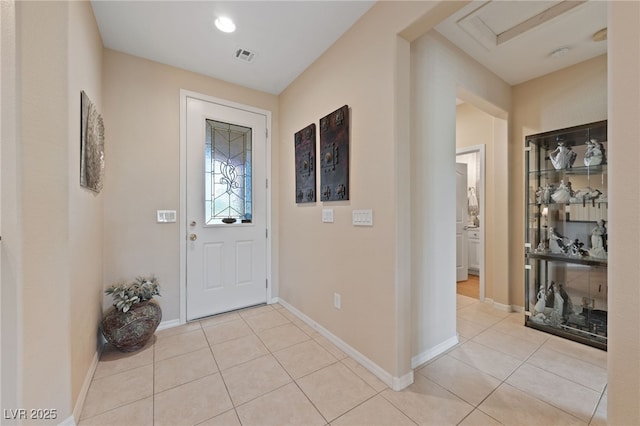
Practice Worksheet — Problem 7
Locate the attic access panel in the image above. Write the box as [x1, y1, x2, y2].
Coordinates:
[320, 105, 349, 202]
[294, 123, 316, 203]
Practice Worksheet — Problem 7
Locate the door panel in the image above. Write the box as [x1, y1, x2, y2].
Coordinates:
[186, 97, 267, 320]
[456, 163, 469, 282]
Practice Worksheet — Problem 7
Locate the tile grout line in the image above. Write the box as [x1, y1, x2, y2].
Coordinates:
[588, 387, 606, 425]
[452, 302, 599, 424]
[521, 345, 607, 392]
[475, 318, 597, 425]
[201, 316, 246, 423]
[227, 312, 330, 424]
[79, 347, 156, 423]
[206, 308, 327, 420]
[87, 301, 605, 425]
[264, 323, 332, 425]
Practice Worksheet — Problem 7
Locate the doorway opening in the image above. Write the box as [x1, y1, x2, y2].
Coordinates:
[455, 89, 510, 304]
[456, 145, 484, 300]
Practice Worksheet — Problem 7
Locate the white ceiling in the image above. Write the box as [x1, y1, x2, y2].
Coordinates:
[90, 1, 375, 95]
[91, 1, 607, 95]
[435, 0, 607, 86]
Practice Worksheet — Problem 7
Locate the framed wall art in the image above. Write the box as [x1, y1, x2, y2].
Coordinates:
[80, 90, 105, 193]
[294, 123, 316, 203]
[320, 105, 349, 201]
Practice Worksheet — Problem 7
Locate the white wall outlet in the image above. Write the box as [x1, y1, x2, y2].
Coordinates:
[157, 210, 177, 223]
[322, 209, 334, 223]
[352, 209, 373, 226]
[334, 292, 341, 309]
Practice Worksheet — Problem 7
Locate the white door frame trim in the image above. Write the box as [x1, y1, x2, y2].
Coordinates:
[456, 144, 486, 301]
[179, 89, 272, 324]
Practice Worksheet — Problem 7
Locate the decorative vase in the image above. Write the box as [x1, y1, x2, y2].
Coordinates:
[101, 300, 162, 352]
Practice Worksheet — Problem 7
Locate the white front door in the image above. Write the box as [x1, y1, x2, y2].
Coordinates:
[456, 163, 469, 282]
[185, 96, 268, 321]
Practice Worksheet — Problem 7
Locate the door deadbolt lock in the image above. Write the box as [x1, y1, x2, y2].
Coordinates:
[189, 233, 197, 241]
[190, 221, 196, 227]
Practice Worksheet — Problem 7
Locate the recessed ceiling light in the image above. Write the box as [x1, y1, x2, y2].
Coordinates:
[214, 16, 235, 33]
[550, 47, 570, 59]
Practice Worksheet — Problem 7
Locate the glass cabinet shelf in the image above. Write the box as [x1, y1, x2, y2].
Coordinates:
[528, 202, 607, 206]
[527, 252, 607, 267]
[529, 165, 607, 176]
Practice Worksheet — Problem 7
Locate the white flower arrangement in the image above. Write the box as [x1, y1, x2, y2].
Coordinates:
[105, 276, 160, 313]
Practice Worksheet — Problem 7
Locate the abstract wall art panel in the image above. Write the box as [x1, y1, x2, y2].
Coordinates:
[294, 123, 316, 203]
[319, 105, 349, 201]
[80, 90, 105, 193]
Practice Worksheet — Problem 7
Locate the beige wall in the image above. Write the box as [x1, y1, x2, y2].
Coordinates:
[1, 0, 20, 414]
[509, 55, 607, 307]
[279, 2, 413, 377]
[608, 1, 640, 422]
[68, 0, 104, 405]
[278, 1, 510, 379]
[2, 1, 104, 420]
[277, 2, 465, 379]
[102, 50, 279, 321]
[19, 1, 72, 419]
[17, 1, 73, 420]
[410, 31, 511, 361]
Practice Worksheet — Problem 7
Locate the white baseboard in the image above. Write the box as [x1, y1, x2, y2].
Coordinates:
[69, 344, 103, 426]
[268, 297, 279, 304]
[157, 318, 181, 331]
[492, 301, 513, 312]
[278, 299, 414, 391]
[510, 305, 524, 313]
[411, 334, 459, 369]
[392, 370, 414, 391]
[483, 298, 515, 313]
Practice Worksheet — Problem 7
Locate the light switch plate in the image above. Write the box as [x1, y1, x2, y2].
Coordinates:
[157, 210, 176, 223]
[334, 293, 341, 309]
[352, 209, 373, 226]
[322, 209, 334, 223]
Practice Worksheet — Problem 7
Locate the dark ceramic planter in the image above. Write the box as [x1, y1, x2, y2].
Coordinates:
[101, 300, 162, 352]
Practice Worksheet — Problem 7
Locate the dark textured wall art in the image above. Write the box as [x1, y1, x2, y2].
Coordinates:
[320, 105, 349, 201]
[80, 90, 105, 193]
[294, 123, 316, 203]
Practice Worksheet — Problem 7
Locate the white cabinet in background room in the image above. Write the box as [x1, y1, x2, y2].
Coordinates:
[467, 228, 480, 274]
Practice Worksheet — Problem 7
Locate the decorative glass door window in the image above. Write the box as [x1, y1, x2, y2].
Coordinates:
[205, 119, 252, 224]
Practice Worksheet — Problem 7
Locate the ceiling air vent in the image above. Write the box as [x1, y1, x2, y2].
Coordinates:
[234, 48, 256, 63]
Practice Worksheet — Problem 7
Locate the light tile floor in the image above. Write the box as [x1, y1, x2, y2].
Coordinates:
[79, 297, 607, 426]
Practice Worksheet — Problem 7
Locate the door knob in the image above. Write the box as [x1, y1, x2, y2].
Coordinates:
[189, 233, 197, 241]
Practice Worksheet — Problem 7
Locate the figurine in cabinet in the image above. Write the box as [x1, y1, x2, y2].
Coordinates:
[569, 187, 602, 203]
[551, 180, 573, 204]
[549, 141, 577, 169]
[569, 238, 588, 257]
[589, 219, 607, 259]
[549, 227, 571, 254]
[584, 139, 606, 166]
[539, 183, 554, 204]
